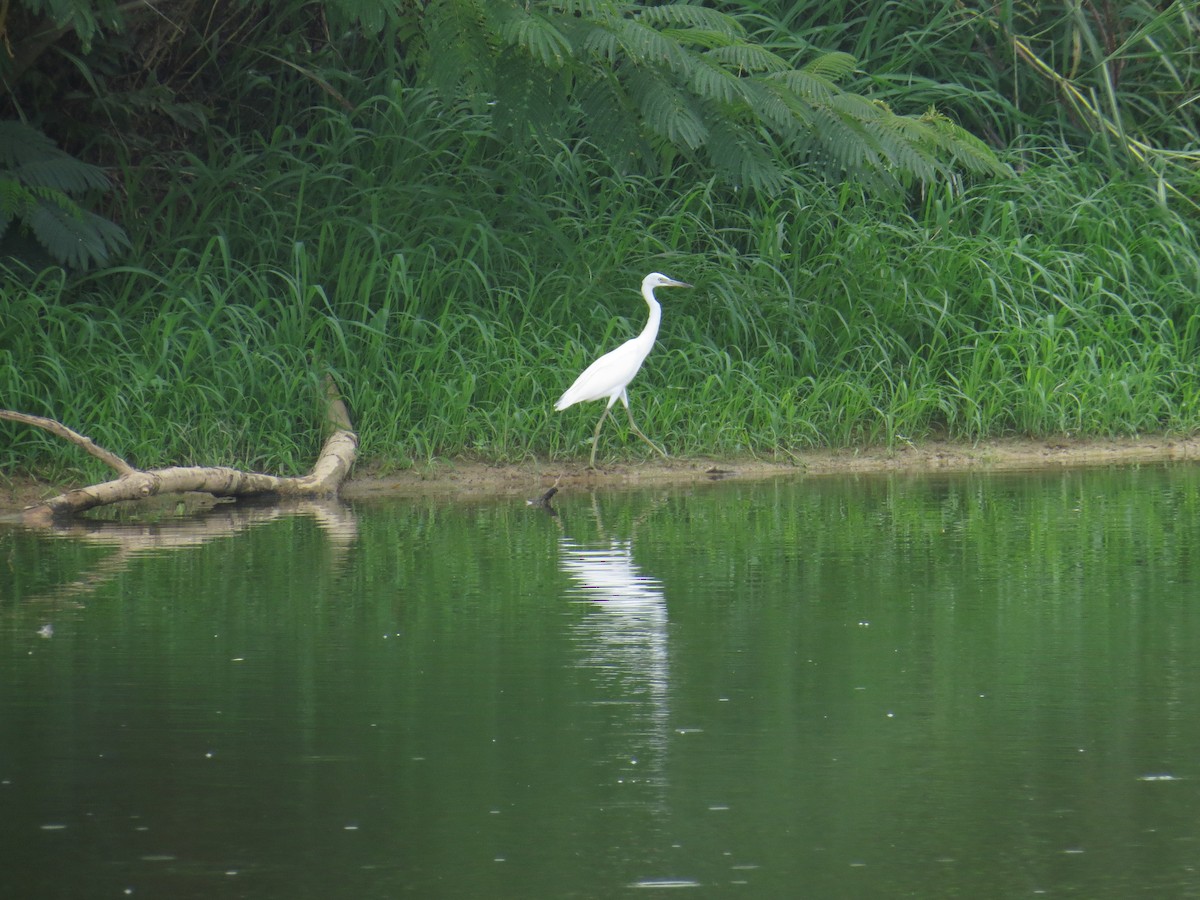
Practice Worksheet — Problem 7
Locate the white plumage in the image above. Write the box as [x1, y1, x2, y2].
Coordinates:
[555, 272, 691, 467]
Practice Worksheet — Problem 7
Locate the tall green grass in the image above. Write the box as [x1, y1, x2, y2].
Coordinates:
[3, 92, 1200, 478]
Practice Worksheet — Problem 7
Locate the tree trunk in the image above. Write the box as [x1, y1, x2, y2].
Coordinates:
[4, 376, 358, 525]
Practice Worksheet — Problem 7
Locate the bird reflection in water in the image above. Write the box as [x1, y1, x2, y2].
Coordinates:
[559, 536, 670, 791]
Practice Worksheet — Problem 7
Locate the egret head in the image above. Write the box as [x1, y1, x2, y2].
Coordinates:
[643, 272, 692, 291]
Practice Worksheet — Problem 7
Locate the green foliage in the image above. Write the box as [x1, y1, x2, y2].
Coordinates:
[758, 0, 1200, 202]
[410, 0, 1008, 191]
[1, 1, 1199, 474]
[0, 120, 128, 268]
[5, 0, 1198, 204]
[10, 0, 119, 51]
[2, 95, 1198, 473]
[322, 0, 406, 34]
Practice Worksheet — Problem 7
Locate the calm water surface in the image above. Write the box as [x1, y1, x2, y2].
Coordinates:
[3, 467, 1200, 898]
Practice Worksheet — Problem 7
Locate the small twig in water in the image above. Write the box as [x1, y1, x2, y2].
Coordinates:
[527, 481, 561, 515]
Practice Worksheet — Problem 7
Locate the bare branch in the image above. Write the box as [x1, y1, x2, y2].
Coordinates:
[0, 410, 137, 476]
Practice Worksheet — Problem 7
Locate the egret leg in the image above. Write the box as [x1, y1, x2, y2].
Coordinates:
[589, 407, 614, 469]
[621, 395, 667, 459]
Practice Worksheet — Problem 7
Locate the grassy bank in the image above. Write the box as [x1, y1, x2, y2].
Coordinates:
[3, 92, 1200, 482]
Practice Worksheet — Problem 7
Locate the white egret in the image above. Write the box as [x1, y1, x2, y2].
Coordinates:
[555, 272, 692, 467]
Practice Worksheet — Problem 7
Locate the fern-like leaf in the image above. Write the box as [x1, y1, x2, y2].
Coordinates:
[635, 3, 745, 39]
[25, 195, 130, 270]
[689, 54, 753, 106]
[801, 51, 858, 80]
[0, 120, 129, 269]
[704, 117, 789, 193]
[607, 17, 690, 72]
[550, 0, 608, 14]
[580, 22, 622, 62]
[497, 6, 573, 67]
[12, 157, 112, 193]
[705, 43, 792, 75]
[668, 28, 741, 52]
[422, 0, 498, 102]
[919, 109, 1012, 176]
[493, 50, 570, 139]
[628, 67, 708, 149]
[0, 120, 57, 167]
[577, 70, 654, 170]
[773, 69, 842, 105]
[415, 0, 1008, 193]
[0, 178, 30, 240]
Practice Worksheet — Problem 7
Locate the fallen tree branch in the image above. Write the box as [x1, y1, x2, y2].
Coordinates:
[7, 376, 358, 525]
[0, 410, 136, 476]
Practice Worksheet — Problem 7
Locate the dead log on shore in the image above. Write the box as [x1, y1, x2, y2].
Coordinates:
[3, 377, 358, 525]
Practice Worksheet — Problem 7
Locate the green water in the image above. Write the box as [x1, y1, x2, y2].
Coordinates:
[3, 467, 1200, 898]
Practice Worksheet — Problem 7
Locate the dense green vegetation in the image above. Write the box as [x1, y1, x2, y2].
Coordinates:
[2, 1, 1199, 480]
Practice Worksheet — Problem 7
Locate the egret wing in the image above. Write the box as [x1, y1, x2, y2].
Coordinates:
[555, 338, 650, 410]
